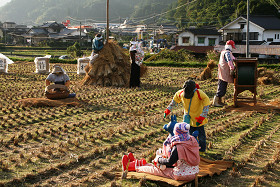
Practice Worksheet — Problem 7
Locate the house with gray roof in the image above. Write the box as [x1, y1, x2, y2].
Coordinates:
[1, 23, 29, 44]
[49, 28, 88, 42]
[19, 21, 90, 45]
[218, 15, 280, 45]
[22, 28, 49, 45]
[178, 27, 221, 46]
[41, 21, 66, 33]
[171, 28, 221, 54]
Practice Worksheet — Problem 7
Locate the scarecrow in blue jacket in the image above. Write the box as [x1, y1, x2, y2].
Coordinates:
[90, 33, 104, 64]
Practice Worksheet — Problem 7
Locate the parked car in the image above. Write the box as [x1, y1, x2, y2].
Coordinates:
[59, 55, 71, 59]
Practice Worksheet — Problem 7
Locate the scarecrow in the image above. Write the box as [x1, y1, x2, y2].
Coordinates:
[45, 65, 76, 99]
[164, 80, 210, 154]
[129, 41, 144, 88]
[213, 40, 236, 107]
[122, 122, 200, 181]
[90, 33, 104, 64]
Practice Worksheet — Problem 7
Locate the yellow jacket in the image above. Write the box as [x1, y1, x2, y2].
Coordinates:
[173, 89, 210, 127]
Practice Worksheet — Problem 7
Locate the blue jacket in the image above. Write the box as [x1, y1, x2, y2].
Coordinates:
[92, 38, 104, 53]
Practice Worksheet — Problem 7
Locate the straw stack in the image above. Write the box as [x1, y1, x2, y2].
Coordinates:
[81, 41, 131, 87]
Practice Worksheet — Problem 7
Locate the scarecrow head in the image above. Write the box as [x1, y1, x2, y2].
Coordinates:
[225, 40, 236, 51]
[183, 79, 196, 99]
[95, 33, 103, 41]
[52, 65, 64, 75]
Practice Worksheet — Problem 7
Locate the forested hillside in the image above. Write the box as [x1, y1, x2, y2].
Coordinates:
[164, 0, 280, 28]
[0, 0, 177, 25]
[0, 0, 279, 28]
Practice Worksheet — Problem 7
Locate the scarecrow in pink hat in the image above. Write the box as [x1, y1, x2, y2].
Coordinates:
[122, 122, 200, 181]
[213, 40, 236, 107]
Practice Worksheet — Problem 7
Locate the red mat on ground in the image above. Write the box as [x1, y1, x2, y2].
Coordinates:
[116, 157, 233, 186]
[17, 97, 81, 107]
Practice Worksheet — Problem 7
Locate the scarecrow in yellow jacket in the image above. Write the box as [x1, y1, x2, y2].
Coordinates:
[164, 80, 210, 153]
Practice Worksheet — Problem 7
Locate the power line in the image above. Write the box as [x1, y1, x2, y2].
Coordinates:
[135, 0, 198, 23]
[267, 0, 280, 10]
[65, 0, 197, 25]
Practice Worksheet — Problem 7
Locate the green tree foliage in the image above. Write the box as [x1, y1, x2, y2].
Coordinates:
[164, 0, 280, 28]
[0, 0, 176, 25]
[0, 0, 278, 29]
[154, 49, 194, 62]
[67, 42, 83, 58]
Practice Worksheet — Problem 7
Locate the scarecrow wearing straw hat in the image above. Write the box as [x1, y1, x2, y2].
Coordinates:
[45, 65, 75, 99]
[46, 65, 70, 87]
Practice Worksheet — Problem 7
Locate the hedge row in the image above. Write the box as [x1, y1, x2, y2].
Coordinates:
[8, 57, 279, 69]
[9, 57, 77, 64]
[143, 61, 279, 69]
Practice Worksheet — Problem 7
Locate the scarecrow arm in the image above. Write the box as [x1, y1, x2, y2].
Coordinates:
[158, 146, 178, 167]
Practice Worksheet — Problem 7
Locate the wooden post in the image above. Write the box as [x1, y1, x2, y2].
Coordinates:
[195, 173, 198, 187]
[79, 22, 82, 47]
[246, 0, 250, 57]
[106, 0, 109, 43]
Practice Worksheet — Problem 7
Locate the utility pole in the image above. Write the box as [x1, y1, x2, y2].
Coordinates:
[106, 0, 109, 43]
[119, 16, 121, 41]
[4, 29, 6, 45]
[246, 0, 250, 57]
[79, 22, 82, 47]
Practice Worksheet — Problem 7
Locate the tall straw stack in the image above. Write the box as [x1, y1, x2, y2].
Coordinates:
[81, 41, 131, 87]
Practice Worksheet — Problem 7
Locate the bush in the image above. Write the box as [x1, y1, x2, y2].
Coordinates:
[153, 49, 194, 62]
[144, 53, 153, 61]
[143, 60, 207, 68]
[67, 42, 83, 58]
[206, 50, 220, 62]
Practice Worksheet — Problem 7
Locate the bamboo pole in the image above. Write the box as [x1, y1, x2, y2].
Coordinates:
[246, 0, 250, 57]
[106, 0, 109, 43]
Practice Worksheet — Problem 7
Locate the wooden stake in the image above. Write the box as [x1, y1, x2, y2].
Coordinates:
[106, 0, 109, 43]
[195, 173, 198, 187]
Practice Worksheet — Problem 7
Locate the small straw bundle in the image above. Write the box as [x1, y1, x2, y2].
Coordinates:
[198, 60, 216, 80]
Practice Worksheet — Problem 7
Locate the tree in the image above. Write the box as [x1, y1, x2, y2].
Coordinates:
[67, 42, 83, 58]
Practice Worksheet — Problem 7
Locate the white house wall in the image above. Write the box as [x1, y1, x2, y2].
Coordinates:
[194, 35, 220, 46]
[178, 32, 195, 46]
[71, 30, 86, 36]
[263, 30, 280, 42]
[220, 17, 280, 42]
[0, 30, 3, 38]
[178, 32, 220, 46]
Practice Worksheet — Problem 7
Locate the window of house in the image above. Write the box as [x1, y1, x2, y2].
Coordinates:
[249, 32, 258, 40]
[182, 37, 190, 44]
[275, 34, 277, 39]
[267, 38, 273, 42]
[198, 37, 205, 44]
[208, 38, 216, 46]
[278, 34, 279, 39]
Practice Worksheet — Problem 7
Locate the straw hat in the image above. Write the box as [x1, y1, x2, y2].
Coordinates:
[52, 65, 63, 74]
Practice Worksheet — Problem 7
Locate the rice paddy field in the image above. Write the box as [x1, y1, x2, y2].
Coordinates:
[0, 62, 279, 187]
